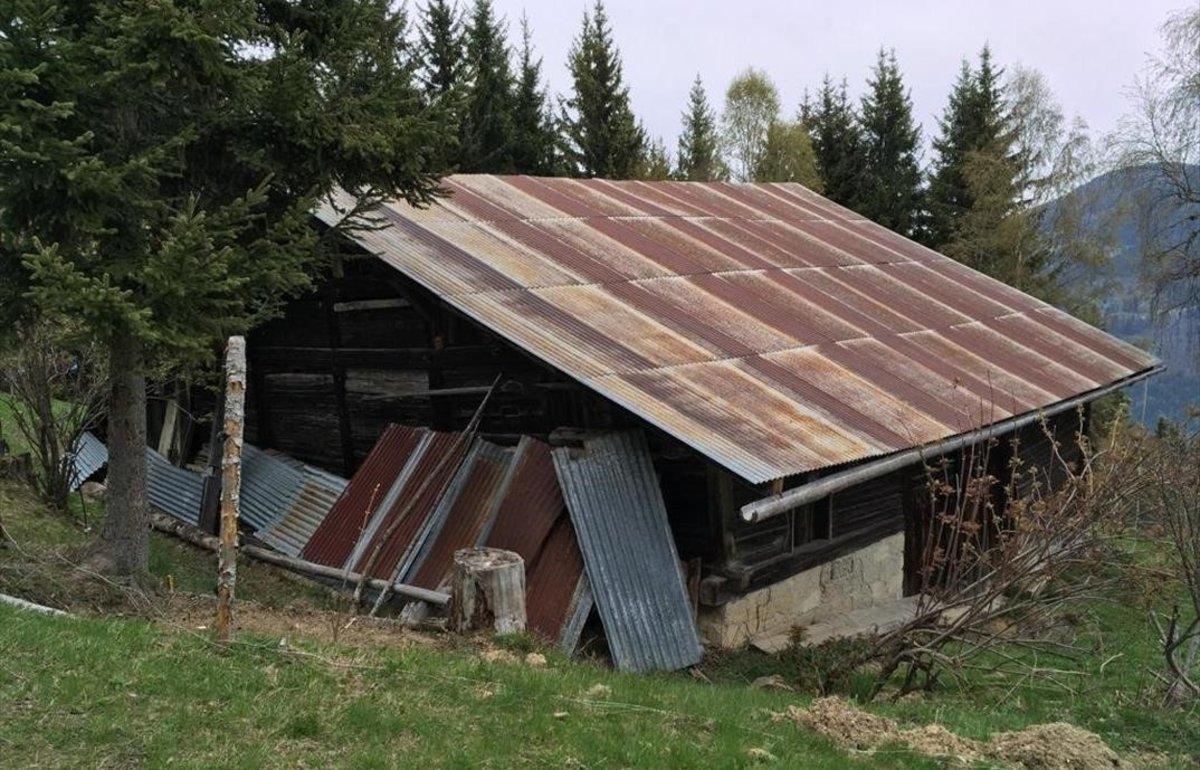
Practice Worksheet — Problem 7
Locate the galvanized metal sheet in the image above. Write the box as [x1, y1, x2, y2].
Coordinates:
[253, 450, 348, 557]
[68, 432, 108, 491]
[146, 447, 203, 525]
[318, 175, 1160, 483]
[553, 430, 703, 672]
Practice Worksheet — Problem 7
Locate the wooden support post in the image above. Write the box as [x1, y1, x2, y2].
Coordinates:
[450, 547, 525, 634]
[214, 336, 247, 648]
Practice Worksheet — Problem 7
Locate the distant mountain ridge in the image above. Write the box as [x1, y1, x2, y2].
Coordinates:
[1051, 164, 1199, 424]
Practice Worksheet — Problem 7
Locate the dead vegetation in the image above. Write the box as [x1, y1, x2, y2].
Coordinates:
[775, 696, 1125, 769]
[1143, 418, 1200, 706]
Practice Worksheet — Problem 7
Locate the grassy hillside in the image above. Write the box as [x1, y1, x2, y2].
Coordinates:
[1, 477, 1196, 768]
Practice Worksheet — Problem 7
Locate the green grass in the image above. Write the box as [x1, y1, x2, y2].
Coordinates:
[0, 605, 948, 769]
[1, 477, 1197, 768]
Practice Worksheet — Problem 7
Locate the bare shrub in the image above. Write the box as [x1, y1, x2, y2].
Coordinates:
[864, 412, 1150, 700]
[1145, 417, 1200, 706]
[0, 323, 108, 511]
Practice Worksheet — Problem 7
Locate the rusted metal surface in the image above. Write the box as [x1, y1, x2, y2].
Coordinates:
[483, 437, 591, 650]
[351, 430, 468, 579]
[404, 440, 515, 589]
[319, 175, 1160, 483]
[301, 425, 427, 567]
[553, 430, 703, 672]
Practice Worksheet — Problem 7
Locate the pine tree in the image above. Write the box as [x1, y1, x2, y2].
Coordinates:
[0, 0, 446, 576]
[559, 1, 645, 178]
[926, 47, 1006, 248]
[459, 0, 515, 172]
[638, 136, 673, 181]
[675, 75, 725, 181]
[416, 0, 465, 101]
[510, 15, 557, 175]
[858, 49, 924, 237]
[804, 75, 866, 208]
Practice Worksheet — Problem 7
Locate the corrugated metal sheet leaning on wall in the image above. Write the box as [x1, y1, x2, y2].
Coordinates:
[553, 431, 703, 672]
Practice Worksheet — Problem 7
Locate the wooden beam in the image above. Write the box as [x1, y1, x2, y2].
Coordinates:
[152, 512, 449, 606]
[321, 281, 356, 475]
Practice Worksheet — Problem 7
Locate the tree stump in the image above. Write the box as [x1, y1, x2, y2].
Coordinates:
[450, 547, 526, 634]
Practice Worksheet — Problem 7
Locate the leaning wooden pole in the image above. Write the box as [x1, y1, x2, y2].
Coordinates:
[214, 336, 247, 648]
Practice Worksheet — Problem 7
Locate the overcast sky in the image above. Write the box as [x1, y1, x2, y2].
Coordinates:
[489, 0, 1184, 160]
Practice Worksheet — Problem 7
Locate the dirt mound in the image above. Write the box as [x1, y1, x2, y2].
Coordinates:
[986, 723, 1123, 770]
[776, 697, 1124, 769]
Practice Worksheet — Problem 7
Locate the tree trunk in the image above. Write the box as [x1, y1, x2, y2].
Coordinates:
[450, 548, 525, 634]
[90, 330, 149, 576]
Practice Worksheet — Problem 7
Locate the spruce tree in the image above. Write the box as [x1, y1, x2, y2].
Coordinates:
[858, 49, 924, 237]
[638, 137, 673, 181]
[510, 15, 557, 175]
[559, 1, 645, 179]
[0, 0, 446, 576]
[675, 75, 725, 181]
[416, 0, 465, 101]
[459, 0, 515, 172]
[926, 47, 1006, 248]
[804, 75, 866, 208]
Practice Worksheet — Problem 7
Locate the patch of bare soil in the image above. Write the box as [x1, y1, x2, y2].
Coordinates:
[775, 697, 1126, 769]
[156, 594, 443, 652]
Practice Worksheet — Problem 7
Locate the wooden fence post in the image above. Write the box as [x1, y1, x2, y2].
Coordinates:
[214, 336, 247, 648]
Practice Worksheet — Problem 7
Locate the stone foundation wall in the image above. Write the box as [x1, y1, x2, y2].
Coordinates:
[698, 532, 904, 649]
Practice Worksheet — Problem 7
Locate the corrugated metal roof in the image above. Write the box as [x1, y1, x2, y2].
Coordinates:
[302, 424, 472, 578]
[146, 447, 204, 525]
[318, 175, 1160, 483]
[303, 425, 428, 568]
[403, 440, 514, 589]
[483, 437, 590, 650]
[68, 432, 108, 491]
[553, 430, 703, 672]
[253, 451, 348, 557]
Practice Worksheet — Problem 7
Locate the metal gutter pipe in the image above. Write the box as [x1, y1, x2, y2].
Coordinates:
[740, 366, 1164, 523]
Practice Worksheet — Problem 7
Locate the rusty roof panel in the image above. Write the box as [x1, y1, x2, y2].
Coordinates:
[302, 424, 427, 567]
[404, 440, 515, 590]
[351, 430, 468, 579]
[527, 514, 591, 652]
[482, 437, 590, 649]
[317, 175, 1159, 483]
[483, 438, 565, 560]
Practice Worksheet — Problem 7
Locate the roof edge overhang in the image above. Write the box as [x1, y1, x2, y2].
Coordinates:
[740, 363, 1165, 523]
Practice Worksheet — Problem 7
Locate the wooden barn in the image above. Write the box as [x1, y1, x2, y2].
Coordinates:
[236, 175, 1159, 649]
